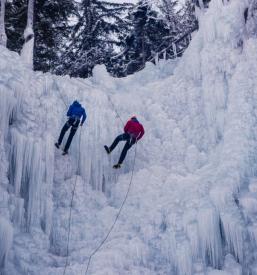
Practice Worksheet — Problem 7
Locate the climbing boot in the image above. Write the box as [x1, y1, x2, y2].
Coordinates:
[104, 145, 111, 154]
[55, 143, 60, 149]
[113, 163, 121, 169]
[62, 151, 68, 156]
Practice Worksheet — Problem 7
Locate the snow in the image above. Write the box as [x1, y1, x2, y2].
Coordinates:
[1, 0, 257, 274]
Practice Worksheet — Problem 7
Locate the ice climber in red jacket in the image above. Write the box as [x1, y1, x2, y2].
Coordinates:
[104, 116, 145, 169]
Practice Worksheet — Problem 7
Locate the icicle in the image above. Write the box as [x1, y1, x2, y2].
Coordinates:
[164, 50, 167, 60]
[185, 221, 199, 261]
[9, 128, 46, 231]
[9, 129, 25, 195]
[249, 224, 257, 249]
[0, 87, 15, 139]
[40, 134, 54, 234]
[175, 241, 193, 275]
[197, 206, 223, 268]
[220, 213, 245, 264]
[172, 43, 177, 58]
[11, 197, 25, 227]
[0, 218, 13, 273]
[26, 140, 43, 230]
[155, 53, 159, 66]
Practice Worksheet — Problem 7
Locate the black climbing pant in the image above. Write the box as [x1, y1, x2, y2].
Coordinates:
[109, 133, 136, 164]
[57, 117, 80, 152]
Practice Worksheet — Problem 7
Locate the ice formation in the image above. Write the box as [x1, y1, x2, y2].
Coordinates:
[0, 218, 12, 274]
[1, 0, 257, 274]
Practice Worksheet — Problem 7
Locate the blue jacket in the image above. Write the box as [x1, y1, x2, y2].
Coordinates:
[67, 101, 87, 125]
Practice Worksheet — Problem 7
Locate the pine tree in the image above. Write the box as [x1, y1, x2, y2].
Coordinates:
[34, 0, 76, 72]
[157, 0, 184, 59]
[174, 0, 198, 54]
[159, 0, 181, 36]
[110, 0, 198, 77]
[109, 1, 170, 76]
[128, 2, 170, 72]
[182, 1, 198, 31]
[6, 0, 27, 53]
[6, 0, 76, 72]
[5, 0, 197, 77]
[55, 0, 132, 78]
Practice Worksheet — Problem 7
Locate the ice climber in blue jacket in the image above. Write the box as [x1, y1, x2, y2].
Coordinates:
[55, 100, 86, 155]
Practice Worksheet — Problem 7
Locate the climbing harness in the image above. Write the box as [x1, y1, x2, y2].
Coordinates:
[63, 126, 82, 275]
[84, 141, 138, 275]
[68, 117, 81, 129]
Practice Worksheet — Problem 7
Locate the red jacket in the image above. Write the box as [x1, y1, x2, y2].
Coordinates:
[124, 118, 145, 140]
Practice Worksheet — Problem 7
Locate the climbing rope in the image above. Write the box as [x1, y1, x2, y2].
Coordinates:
[63, 126, 82, 275]
[59, 96, 68, 109]
[53, 77, 84, 274]
[84, 140, 138, 275]
[106, 93, 124, 126]
[55, 84, 68, 109]
[54, 74, 137, 275]
[52, 25, 193, 275]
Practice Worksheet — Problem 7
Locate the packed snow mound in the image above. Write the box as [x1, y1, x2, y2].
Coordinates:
[1, 0, 257, 274]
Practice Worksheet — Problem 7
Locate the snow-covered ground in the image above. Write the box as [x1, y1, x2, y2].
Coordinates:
[1, 0, 257, 274]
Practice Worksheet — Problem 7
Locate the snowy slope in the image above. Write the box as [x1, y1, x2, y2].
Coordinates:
[1, 0, 257, 274]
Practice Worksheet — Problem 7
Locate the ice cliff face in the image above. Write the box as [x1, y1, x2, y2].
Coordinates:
[1, 0, 257, 274]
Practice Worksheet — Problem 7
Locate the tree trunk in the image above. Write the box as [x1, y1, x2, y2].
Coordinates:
[21, 0, 35, 69]
[0, 0, 7, 47]
[198, 0, 204, 9]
